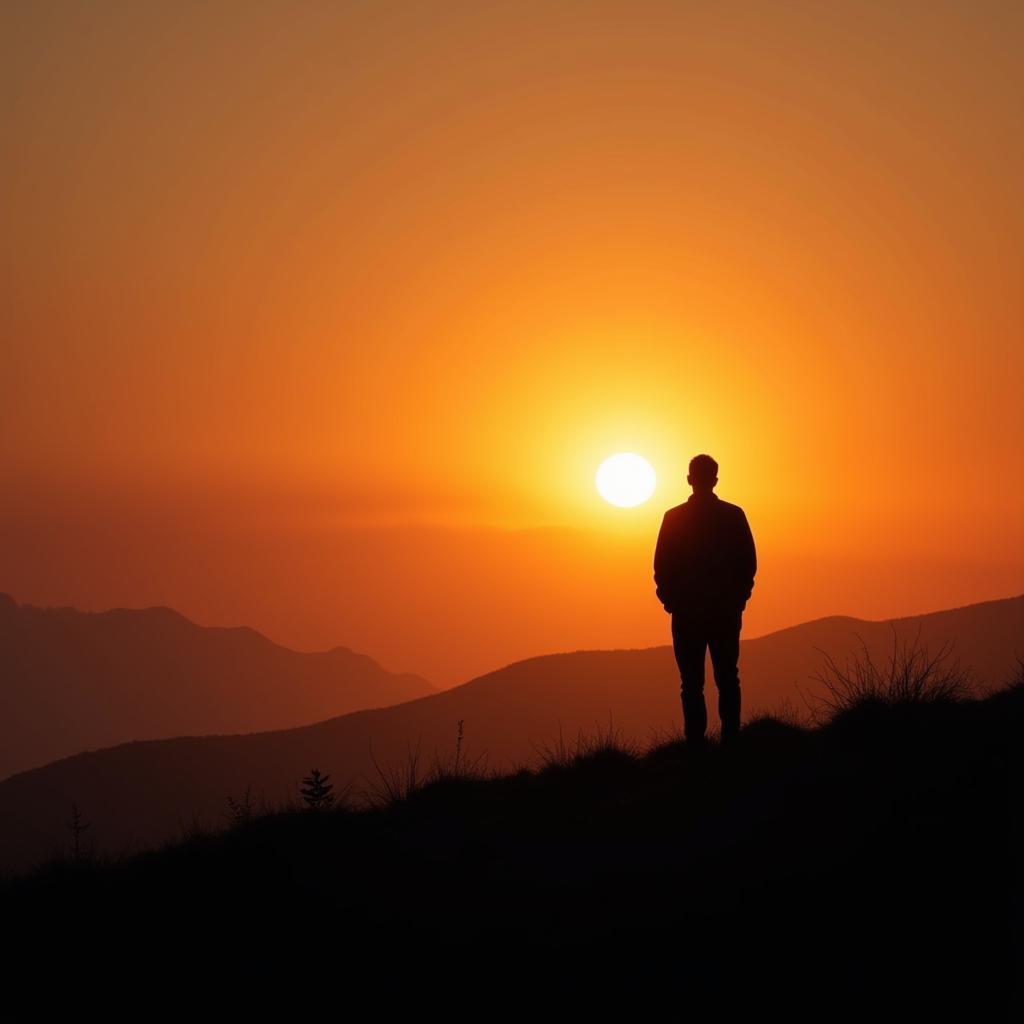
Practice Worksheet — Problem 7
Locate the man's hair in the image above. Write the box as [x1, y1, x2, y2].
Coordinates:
[688, 453, 718, 484]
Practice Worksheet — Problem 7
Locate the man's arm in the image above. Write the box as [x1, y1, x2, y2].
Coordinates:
[737, 509, 757, 606]
[653, 511, 675, 612]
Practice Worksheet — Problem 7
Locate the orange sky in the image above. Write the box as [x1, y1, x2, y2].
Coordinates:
[2, 2, 1022, 685]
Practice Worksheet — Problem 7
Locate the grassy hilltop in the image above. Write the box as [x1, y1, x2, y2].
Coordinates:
[4, 643, 1021, 1013]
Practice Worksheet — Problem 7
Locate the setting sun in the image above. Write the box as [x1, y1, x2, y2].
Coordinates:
[595, 453, 657, 508]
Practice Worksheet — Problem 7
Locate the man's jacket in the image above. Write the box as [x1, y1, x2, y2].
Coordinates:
[653, 492, 757, 615]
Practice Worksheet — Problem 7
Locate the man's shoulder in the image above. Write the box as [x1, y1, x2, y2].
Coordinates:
[716, 498, 747, 517]
[661, 497, 748, 521]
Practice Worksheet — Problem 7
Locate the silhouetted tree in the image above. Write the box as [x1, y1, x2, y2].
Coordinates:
[300, 768, 335, 810]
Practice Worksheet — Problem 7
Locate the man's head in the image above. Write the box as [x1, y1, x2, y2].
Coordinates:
[687, 453, 718, 494]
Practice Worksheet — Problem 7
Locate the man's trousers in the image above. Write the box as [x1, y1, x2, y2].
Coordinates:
[670, 607, 743, 744]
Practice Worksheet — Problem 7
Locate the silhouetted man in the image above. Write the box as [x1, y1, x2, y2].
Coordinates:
[653, 454, 756, 748]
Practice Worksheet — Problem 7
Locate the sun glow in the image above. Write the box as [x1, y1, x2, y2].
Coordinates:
[595, 453, 657, 508]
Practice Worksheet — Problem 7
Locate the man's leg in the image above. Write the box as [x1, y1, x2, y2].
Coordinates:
[670, 612, 708, 746]
[708, 609, 742, 744]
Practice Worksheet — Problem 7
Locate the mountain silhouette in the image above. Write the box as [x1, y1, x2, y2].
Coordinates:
[0, 593, 434, 780]
[0, 593, 1020, 876]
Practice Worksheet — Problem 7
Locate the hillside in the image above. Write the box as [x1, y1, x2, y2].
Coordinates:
[0, 593, 435, 779]
[4, 671, 1020, 1012]
[0, 594, 1020, 876]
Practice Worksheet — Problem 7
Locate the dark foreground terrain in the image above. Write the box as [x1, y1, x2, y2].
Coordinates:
[4, 666, 1021, 1014]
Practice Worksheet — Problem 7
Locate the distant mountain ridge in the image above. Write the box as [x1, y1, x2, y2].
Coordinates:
[0, 592, 1020, 876]
[0, 593, 435, 780]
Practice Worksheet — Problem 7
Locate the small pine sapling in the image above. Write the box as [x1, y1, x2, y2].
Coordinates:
[300, 768, 335, 810]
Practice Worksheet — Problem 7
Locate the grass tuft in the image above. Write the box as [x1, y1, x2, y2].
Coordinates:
[532, 712, 642, 775]
[801, 626, 972, 726]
